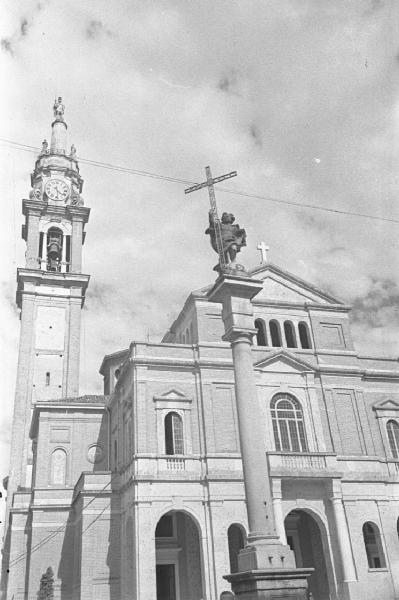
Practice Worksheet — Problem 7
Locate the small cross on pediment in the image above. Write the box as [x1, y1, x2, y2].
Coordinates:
[257, 241, 269, 263]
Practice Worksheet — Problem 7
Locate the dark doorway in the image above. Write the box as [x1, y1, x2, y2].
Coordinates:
[156, 564, 176, 600]
[285, 510, 330, 600]
[155, 511, 204, 600]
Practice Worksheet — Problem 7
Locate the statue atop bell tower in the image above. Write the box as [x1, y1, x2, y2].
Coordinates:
[53, 96, 65, 120]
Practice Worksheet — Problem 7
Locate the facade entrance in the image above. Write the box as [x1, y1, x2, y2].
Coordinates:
[156, 564, 177, 600]
[285, 510, 331, 600]
[155, 511, 204, 600]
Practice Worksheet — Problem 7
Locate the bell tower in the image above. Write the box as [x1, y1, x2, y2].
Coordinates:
[9, 98, 90, 492]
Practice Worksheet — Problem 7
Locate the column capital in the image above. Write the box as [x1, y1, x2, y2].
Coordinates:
[222, 327, 257, 344]
[207, 273, 263, 305]
[208, 274, 263, 337]
[327, 478, 343, 499]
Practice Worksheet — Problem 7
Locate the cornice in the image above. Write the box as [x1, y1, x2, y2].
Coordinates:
[17, 268, 90, 286]
[66, 205, 91, 222]
[16, 269, 90, 308]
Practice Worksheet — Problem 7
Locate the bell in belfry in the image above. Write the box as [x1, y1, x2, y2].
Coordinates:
[46, 228, 63, 271]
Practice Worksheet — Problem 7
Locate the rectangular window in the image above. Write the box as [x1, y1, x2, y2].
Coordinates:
[46, 372, 50, 386]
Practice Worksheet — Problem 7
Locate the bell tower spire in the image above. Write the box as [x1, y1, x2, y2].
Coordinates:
[6, 99, 90, 504]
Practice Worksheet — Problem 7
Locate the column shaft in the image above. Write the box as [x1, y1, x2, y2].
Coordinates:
[231, 336, 276, 539]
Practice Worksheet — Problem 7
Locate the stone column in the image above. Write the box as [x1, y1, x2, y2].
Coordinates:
[207, 273, 312, 600]
[329, 482, 357, 599]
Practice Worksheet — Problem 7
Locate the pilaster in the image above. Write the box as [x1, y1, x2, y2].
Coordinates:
[328, 480, 357, 600]
[67, 206, 90, 273]
[23, 200, 46, 268]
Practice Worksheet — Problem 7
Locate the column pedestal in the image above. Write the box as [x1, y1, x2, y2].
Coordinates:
[224, 568, 313, 600]
[208, 272, 312, 600]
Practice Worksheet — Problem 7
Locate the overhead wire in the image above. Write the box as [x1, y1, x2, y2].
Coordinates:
[7, 473, 118, 569]
[1, 137, 398, 224]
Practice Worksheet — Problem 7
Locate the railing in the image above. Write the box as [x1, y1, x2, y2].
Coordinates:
[267, 451, 338, 476]
[166, 457, 185, 470]
[281, 453, 327, 470]
[127, 455, 202, 478]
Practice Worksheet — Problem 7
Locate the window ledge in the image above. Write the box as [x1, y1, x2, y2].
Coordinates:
[368, 568, 389, 573]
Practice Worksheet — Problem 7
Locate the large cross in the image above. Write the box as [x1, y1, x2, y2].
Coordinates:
[257, 241, 270, 263]
[185, 166, 237, 269]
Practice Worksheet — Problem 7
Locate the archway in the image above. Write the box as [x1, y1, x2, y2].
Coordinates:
[284, 510, 330, 600]
[155, 511, 204, 600]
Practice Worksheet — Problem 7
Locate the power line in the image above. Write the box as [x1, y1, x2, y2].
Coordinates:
[7, 473, 118, 569]
[1, 137, 398, 224]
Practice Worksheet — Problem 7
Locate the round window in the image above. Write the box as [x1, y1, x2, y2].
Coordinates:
[87, 445, 104, 464]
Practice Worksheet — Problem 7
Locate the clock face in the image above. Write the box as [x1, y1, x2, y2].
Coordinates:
[45, 179, 70, 202]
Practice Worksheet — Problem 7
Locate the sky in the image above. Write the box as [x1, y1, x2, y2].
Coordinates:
[0, 0, 398, 520]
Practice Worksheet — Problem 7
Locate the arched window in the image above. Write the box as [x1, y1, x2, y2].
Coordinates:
[165, 412, 184, 455]
[254, 319, 267, 346]
[284, 321, 297, 348]
[269, 320, 282, 347]
[298, 322, 312, 349]
[50, 448, 67, 486]
[362, 522, 386, 569]
[271, 393, 308, 452]
[228, 524, 246, 573]
[387, 420, 399, 458]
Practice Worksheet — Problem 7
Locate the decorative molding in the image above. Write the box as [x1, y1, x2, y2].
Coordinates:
[254, 349, 315, 373]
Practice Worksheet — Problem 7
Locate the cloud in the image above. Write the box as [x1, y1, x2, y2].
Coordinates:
[20, 18, 29, 37]
[0, 38, 14, 55]
[0, 4, 46, 56]
[218, 69, 239, 94]
[85, 19, 113, 39]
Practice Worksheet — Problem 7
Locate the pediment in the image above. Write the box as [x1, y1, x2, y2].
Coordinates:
[373, 399, 399, 412]
[249, 263, 343, 306]
[192, 262, 344, 307]
[254, 350, 315, 373]
[153, 388, 192, 403]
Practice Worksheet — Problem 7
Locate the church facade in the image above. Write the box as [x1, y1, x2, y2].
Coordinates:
[2, 103, 399, 600]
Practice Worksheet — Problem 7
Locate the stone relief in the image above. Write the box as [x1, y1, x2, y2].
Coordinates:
[29, 187, 42, 201]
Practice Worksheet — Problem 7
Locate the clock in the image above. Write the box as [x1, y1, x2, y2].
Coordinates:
[44, 179, 70, 202]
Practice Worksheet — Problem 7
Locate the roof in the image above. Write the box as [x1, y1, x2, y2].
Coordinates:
[36, 394, 108, 405]
[190, 262, 343, 304]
